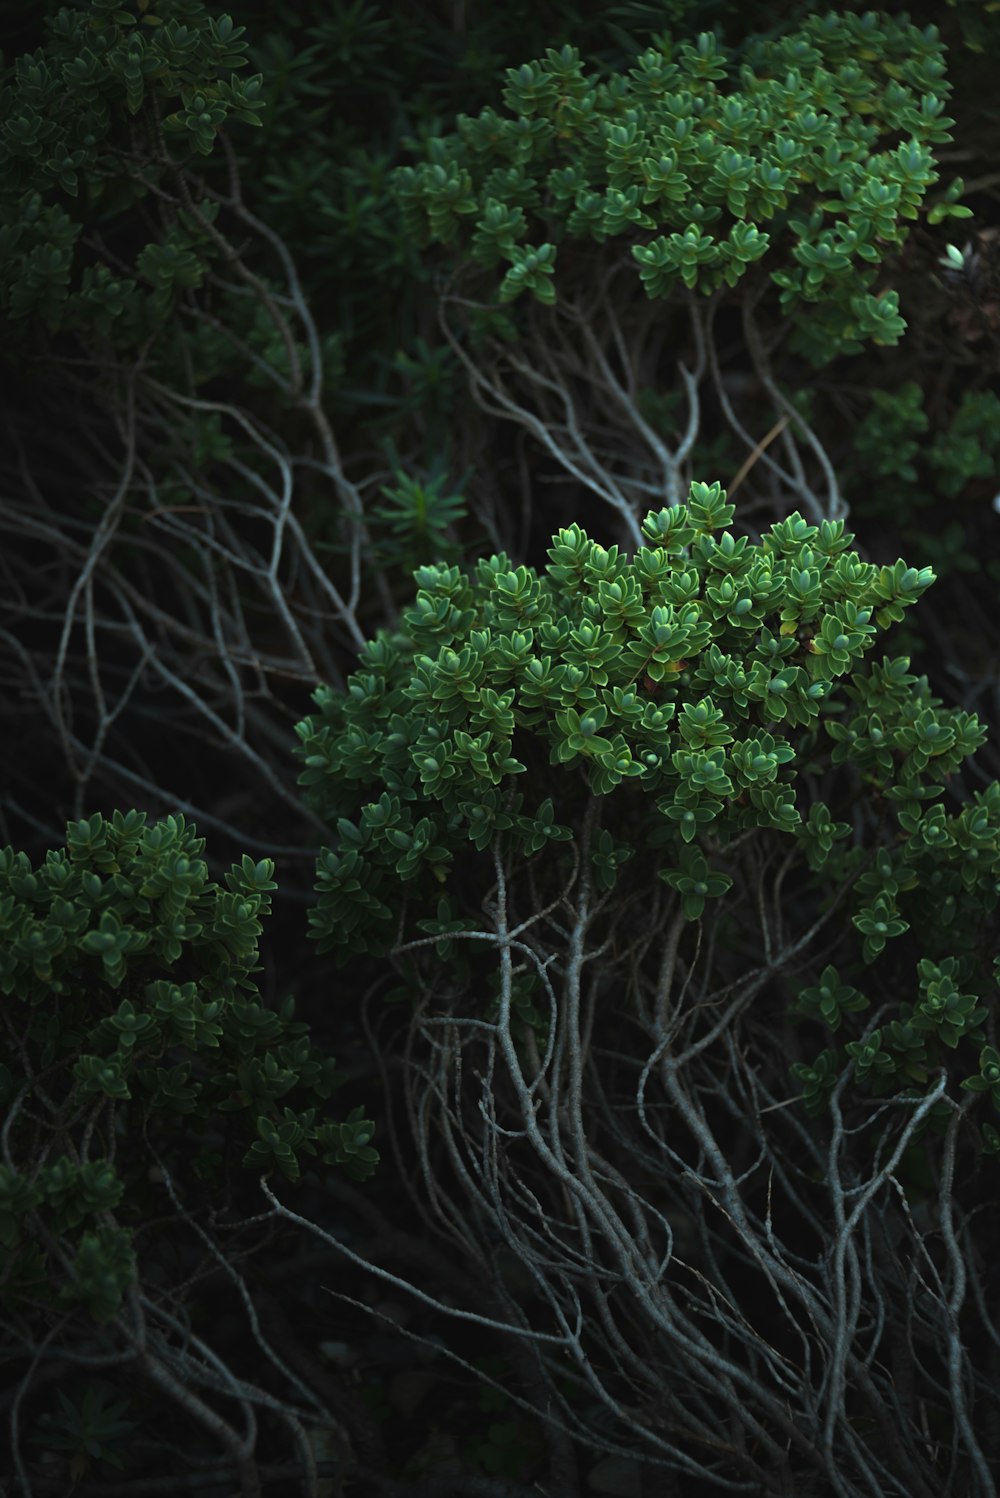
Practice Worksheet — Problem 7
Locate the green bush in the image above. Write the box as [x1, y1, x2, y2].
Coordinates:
[0, 809, 375, 1328]
[391, 9, 971, 365]
[0, 0, 265, 350]
[288, 484, 1000, 1489]
[847, 380, 1000, 509]
[294, 483, 998, 1138]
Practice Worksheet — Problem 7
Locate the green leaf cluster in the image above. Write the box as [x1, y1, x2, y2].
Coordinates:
[392, 10, 962, 362]
[0, 0, 262, 341]
[850, 383, 1000, 504]
[791, 949, 995, 1136]
[0, 810, 376, 1326]
[842, 383, 1000, 582]
[296, 481, 964, 943]
[370, 447, 472, 572]
[27, 1377, 138, 1481]
[294, 483, 1000, 1151]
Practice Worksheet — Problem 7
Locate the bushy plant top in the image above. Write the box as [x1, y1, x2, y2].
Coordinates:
[392, 9, 972, 363]
[0, 809, 376, 1324]
[294, 481, 1000, 1139]
[0, 0, 263, 344]
[295, 482, 973, 938]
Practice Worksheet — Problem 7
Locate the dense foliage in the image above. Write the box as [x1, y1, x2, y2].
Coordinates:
[289, 489, 1000, 1493]
[1, 1, 999, 1494]
[0, 809, 375, 1307]
[295, 487, 998, 1138]
[392, 10, 970, 364]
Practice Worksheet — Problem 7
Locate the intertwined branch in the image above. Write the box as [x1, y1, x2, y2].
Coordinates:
[261, 807, 1000, 1497]
[437, 258, 846, 560]
[3, 63, 999, 1498]
[0, 1109, 555, 1498]
[0, 128, 401, 879]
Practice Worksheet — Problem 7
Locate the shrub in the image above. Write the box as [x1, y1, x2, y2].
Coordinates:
[0, 0, 401, 862]
[0, 1, 266, 350]
[0, 808, 378, 1487]
[295, 480, 999, 1136]
[392, 10, 971, 365]
[295, 483, 992, 981]
[0, 809, 375, 1326]
[290, 485, 1000, 1491]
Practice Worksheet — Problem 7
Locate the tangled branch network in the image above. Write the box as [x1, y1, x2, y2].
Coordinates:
[0, 130, 398, 878]
[263, 799, 999, 1498]
[437, 256, 846, 560]
[4, 1120, 532, 1498]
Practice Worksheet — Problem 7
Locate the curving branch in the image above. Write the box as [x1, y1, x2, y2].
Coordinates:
[252, 814, 1000, 1496]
